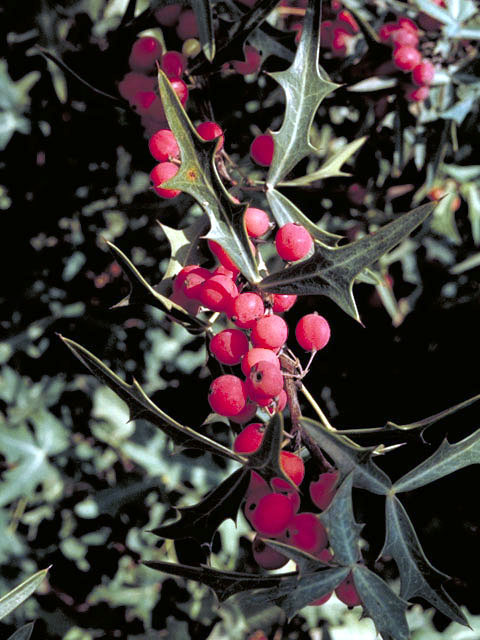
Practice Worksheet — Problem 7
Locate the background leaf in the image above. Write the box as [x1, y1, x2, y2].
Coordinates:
[191, 0, 215, 62]
[0, 568, 49, 620]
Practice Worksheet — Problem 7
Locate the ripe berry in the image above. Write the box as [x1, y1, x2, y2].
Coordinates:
[251, 315, 288, 351]
[241, 348, 280, 376]
[275, 223, 313, 261]
[233, 422, 264, 454]
[208, 240, 240, 275]
[390, 28, 419, 47]
[148, 129, 180, 162]
[170, 78, 189, 105]
[392, 46, 422, 72]
[230, 293, 265, 330]
[406, 85, 429, 102]
[199, 274, 238, 312]
[412, 60, 435, 86]
[229, 401, 258, 424]
[212, 265, 236, 279]
[271, 477, 300, 513]
[252, 536, 288, 570]
[309, 591, 332, 606]
[316, 547, 334, 563]
[182, 268, 211, 299]
[272, 294, 297, 313]
[170, 288, 200, 316]
[210, 329, 249, 365]
[335, 573, 362, 607]
[283, 513, 328, 554]
[129, 37, 163, 71]
[250, 134, 274, 167]
[296, 313, 331, 352]
[247, 362, 284, 403]
[132, 91, 159, 116]
[244, 472, 270, 524]
[154, 4, 182, 26]
[331, 28, 351, 57]
[397, 17, 418, 33]
[174, 265, 210, 295]
[276, 389, 287, 412]
[337, 10, 359, 34]
[232, 45, 262, 75]
[176, 10, 199, 40]
[150, 162, 181, 199]
[244, 207, 270, 238]
[280, 451, 305, 486]
[196, 121, 225, 150]
[378, 22, 398, 42]
[251, 493, 294, 536]
[309, 470, 339, 510]
[208, 375, 247, 416]
[161, 51, 186, 79]
[118, 72, 155, 102]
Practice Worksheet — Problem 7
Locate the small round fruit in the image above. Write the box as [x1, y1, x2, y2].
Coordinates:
[208, 375, 247, 416]
[272, 294, 297, 313]
[309, 591, 332, 606]
[248, 361, 284, 400]
[280, 451, 305, 486]
[335, 572, 362, 607]
[275, 223, 313, 261]
[232, 45, 262, 75]
[208, 240, 240, 275]
[241, 348, 281, 377]
[251, 315, 288, 351]
[161, 51, 186, 78]
[295, 313, 331, 351]
[199, 274, 238, 312]
[250, 134, 274, 167]
[392, 46, 422, 72]
[406, 85, 429, 102]
[182, 38, 202, 58]
[129, 36, 163, 71]
[252, 536, 288, 570]
[229, 401, 258, 425]
[234, 422, 264, 454]
[210, 329, 249, 365]
[271, 477, 300, 513]
[154, 4, 182, 26]
[412, 60, 435, 86]
[148, 129, 180, 162]
[230, 293, 265, 330]
[390, 28, 419, 48]
[244, 207, 270, 238]
[283, 512, 328, 554]
[118, 72, 155, 102]
[196, 121, 225, 150]
[251, 493, 294, 536]
[170, 78, 189, 105]
[176, 9, 198, 40]
[309, 470, 339, 510]
[150, 162, 181, 199]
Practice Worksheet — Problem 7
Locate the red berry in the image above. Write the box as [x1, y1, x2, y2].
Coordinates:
[244, 472, 270, 524]
[271, 477, 300, 513]
[176, 10, 198, 40]
[335, 572, 362, 607]
[208, 240, 240, 275]
[196, 121, 225, 150]
[250, 134, 274, 167]
[275, 223, 313, 261]
[310, 591, 332, 606]
[129, 37, 163, 71]
[150, 162, 181, 199]
[208, 375, 247, 416]
[118, 72, 155, 102]
[212, 265, 236, 279]
[390, 28, 419, 48]
[132, 91, 157, 116]
[233, 422, 264, 454]
[252, 536, 288, 570]
[199, 274, 238, 312]
[248, 361, 284, 400]
[229, 401, 258, 424]
[162, 51, 187, 78]
[392, 46, 422, 71]
[283, 512, 328, 554]
[148, 129, 180, 162]
[337, 10, 359, 34]
[170, 78, 189, 105]
[210, 329, 249, 365]
[154, 4, 182, 26]
[174, 265, 210, 295]
[276, 389, 287, 412]
[412, 60, 435, 86]
[244, 207, 270, 237]
[397, 17, 418, 33]
[280, 451, 305, 486]
[232, 45, 262, 75]
[230, 292, 265, 330]
[309, 470, 339, 510]
[241, 348, 280, 377]
[331, 28, 351, 56]
[378, 22, 398, 42]
[316, 547, 334, 563]
[251, 315, 288, 351]
[182, 268, 211, 300]
[406, 85, 429, 102]
[272, 294, 297, 313]
[251, 493, 294, 536]
[295, 314, 331, 351]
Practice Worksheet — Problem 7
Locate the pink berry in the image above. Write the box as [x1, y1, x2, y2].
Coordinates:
[250, 134, 274, 167]
[230, 293, 265, 330]
[310, 591, 332, 606]
[378, 22, 398, 42]
[233, 422, 264, 454]
[170, 78, 189, 105]
[161, 51, 187, 79]
[148, 129, 180, 162]
[337, 10, 359, 34]
[280, 451, 305, 486]
[251, 493, 294, 536]
[295, 314, 331, 351]
[210, 329, 249, 365]
[244, 472, 270, 524]
[248, 361, 284, 400]
[335, 573, 362, 607]
[271, 477, 300, 513]
[208, 240, 240, 275]
[276, 389, 287, 412]
[390, 28, 419, 48]
[331, 28, 351, 56]
[212, 265, 236, 279]
[392, 46, 422, 71]
[169, 287, 200, 316]
[174, 265, 209, 295]
[232, 45, 262, 75]
[118, 72, 155, 102]
[196, 121, 225, 150]
[150, 162, 181, 199]
[252, 536, 288, 570]
[283, 513, 328, 554]
[129, 37, 163, 71]
[406, 85, 429, 102]
[229, 401, 258, 424]
[412, 60, 435, 86]
[275, 223, 313, 262]
[154, 4, 182, 26]
[199, 275, 238, 312]
[181, 268, 211, 300]
[241, 348, 280, 377]
[176, 10, 198, 40]
[244, 207, 270, 238]
[309, 470, 339, 510]
[397, 17, 418, 33]
[208, 375, 247, 416]
[251, 315, 288, 351]
[272, 294, 297, 313]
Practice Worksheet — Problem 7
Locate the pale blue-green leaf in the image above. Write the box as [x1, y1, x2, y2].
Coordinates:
[449, 252, 480, 275]
[456, 27, 480, 39]
[415, 0, 457, 26]
[441, 97, 475, 125]
[463, 183, 480, 245]
[443, 164, 480, 182]
[6, 622, 35, 640]
[431, 194, 461, 245]
[0, 568, 50, 620]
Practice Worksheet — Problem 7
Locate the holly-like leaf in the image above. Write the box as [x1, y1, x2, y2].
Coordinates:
[107, 240, 208, 333]
[381, 495, 467, 625]
[351, 565, 410, 640]
[150, 467, 250, 545]
[156, 69, 260, 284]
[6, 622, 35, 640]
[278, 137, 367, 187]
[191, 0, 215, 61]
[266, 0, 339, 187]
[319, 474, 363, 566]
[263, 539, 332, 575]
[59, 336, 243, 463]
[393, 428, 480, 493]
[258, 203, 435, 321]
[463, 183, 480, 245]
[143, 560, 296, 602]
[0, 568, 50, 620]
[300, 418, 392, 495]
[266, 189, 342, 247]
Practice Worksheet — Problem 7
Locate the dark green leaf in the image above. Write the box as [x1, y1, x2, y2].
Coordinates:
[381, 495, 467, 625]
[258, 203, 435, 321]
[157, 69, 260, 284]
[0, 568, 50, 620]
[59, 336, 243, 463]
[300, 418, 392, 494]
[191, 0, 215, 61]
[263, 539, 331, 575]
[352, 565, 410, 640]
[266, 0, 339, 186]
[319, 474, 363, 566]
[393, 428, 480, 493]
[6, 622, 35, 640]
[150, 468, 250, 545]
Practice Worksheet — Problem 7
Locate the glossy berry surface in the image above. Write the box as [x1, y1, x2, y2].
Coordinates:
[233, 423, 264, 454]
[309, 470, 339, 510]
[161, 51, 186, 79]
[248, 361, 284, 400]
[275, 223, 313, 261]
[170, 78, 189, 105]
[230, 293, 265, 329]
[208, 240, 240, 275]
[406, 85, 429, 102]
[196, 121, 224, 149]
[148, 129, 180, 162]
[241, 348, 280, 376]
[335, 573, 362, 607]
[412, 60, 435, 86]
[210, 329, 249, 365]
[199, 275, 238, 312]
[229, 401, 258, 425]
[150, 162, 181, 198]
[283, 512, 328, 553]
[272, 294, 297, 313]
[252, 536, 288, 570]
[296, 314, 331, 351]
[129, 37, 163, 71]
[208, 375, 247, 416]
[244, 207, 270, 237]
[251, 492, 294, 536]
[393, 46, 422, 71]
[250, 134, 274, 167]
[280, 451, 305, 486]
[251, 315, 288, 351]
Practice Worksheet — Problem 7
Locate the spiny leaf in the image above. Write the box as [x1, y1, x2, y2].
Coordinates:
[278, 137, 368, 187]
[150, 468, 250, 545]
[263, 539, 332, 575]
[266, 188, 342, 247]
[266, 0, 339, 187]
[381, 495, 467, 626]
[351, 565, 410, 640]
[300, 418, 392, 495]
[107, 240, 208, 333]
[393, 428, 480, 493]
[156, 69, 260, 284]
[59, 336, 243, 463]
[191, 0, 215, 61]
[143, 560, 296, 603]
[0, 567, 50, 620]
[258, 202, 435, 322]
[319, 474, 363, 566]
